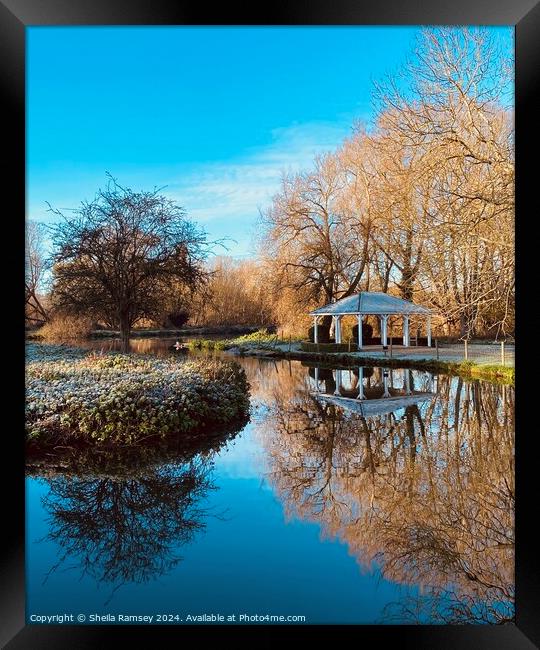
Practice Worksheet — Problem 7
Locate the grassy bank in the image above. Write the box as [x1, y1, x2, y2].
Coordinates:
[26, 343, 250, 448]
[272, 351, 514, 385]
[188, 332, 514, 385]
[26, 325, 262, 341]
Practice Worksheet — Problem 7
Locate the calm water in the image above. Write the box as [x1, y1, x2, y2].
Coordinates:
[26, 339, 514, 625]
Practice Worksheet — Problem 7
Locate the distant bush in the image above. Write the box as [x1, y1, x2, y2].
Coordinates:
[164, 310, 190, 329]
[230, 330, 304, 347]
[187, 338, 227, 351]
[38, 314, 94, 342]
[352, 322, 373, 341]
[307, 325, 331, 343]
[231, 329, 278, 344]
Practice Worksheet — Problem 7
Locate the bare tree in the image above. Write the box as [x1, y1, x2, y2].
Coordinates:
[260, 151, 373, 330]
[48, 177, 211, 350]
[25, 221, 50, 326]
[375, 27, 514, 336]
[258, 28, 513, 338]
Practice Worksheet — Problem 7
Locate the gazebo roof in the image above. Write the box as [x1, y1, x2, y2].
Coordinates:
[309, 292, 430, 316]
[312, 392, 435, 418]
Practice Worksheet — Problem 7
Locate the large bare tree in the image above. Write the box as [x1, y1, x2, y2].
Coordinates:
[375, 27, 514, 336]
[260, 150, 375, 331]
[49, 177, 211, 350]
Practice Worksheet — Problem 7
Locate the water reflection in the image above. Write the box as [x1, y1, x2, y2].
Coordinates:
[78, 336, 220, 357]
[27, 352, 514, 623]
[41, 460, 211, 602]
[255, 363, 514, 624]
[30, 429, 241, 603]
[308, 365, 435, 417]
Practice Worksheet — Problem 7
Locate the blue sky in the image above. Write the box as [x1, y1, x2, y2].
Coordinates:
[27, 26, 512, 258]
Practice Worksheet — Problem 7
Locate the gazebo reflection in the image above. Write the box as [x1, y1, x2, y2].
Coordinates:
[308, 365, 435, 416]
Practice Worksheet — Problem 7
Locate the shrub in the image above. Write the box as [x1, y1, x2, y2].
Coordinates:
[164, 310, 190, 328]
[187, 338, 227, 351]
[231, 329, 278, 344]
[37, 313, 94, 342]
[307, 324, 331, 343]
[300, 341, 359, 353]
[352, 322, 373, 341]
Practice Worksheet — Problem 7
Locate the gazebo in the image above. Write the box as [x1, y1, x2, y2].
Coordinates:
[309, 292, 432, 349]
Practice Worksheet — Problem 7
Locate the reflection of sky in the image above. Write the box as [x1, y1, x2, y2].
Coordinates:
[211, 423, 269, 480]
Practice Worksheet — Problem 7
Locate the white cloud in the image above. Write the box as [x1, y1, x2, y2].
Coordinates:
[27, 120, 353, 258]
[163, 120, 351, 234]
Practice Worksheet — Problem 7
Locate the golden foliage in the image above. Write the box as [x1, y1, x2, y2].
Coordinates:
[38, 313, 94, 342]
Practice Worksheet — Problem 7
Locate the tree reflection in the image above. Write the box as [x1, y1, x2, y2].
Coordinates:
[33, 433, 239, 602]
[256, 366, 514, 624]
[41, 460, 211, 596]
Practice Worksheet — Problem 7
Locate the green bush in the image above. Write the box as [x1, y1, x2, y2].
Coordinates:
[230, 329, 279, 344]
[228, 330, 303, 348]
[300, 341, 359, 353]
[187, 338, 227, 351]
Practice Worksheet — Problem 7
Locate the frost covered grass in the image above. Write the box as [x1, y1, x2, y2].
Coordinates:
[26, 343, 250, 447]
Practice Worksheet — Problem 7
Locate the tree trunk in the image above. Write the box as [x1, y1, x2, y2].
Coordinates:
[399, 228, 416, 301]
[120, 319, 131, 353]
[399, 270, 414, 301]
[320, 315, 333, 330]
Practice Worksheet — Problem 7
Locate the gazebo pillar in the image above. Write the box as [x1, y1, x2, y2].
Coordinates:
[334, 369, 342, 395]
[426, 315, 432, 347]
[357, 314, 363, 349]
[382, 370, 391, 398]
[403, 368, 411, 395]
[403, 315, 410, 347]
[334, 315, 342, 344]
[380, 315, 388, 347]
[313, 317, 319, 344]
[357, 366, 365, 400]
[314, 366, 320, 391]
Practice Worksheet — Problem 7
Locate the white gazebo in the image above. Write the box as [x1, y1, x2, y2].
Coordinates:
[309, 292, 432, 349]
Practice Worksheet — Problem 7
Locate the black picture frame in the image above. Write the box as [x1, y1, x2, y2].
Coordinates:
[2, 1, 537, 647]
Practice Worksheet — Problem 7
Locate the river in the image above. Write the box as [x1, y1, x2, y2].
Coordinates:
[26, 338, 514, 625]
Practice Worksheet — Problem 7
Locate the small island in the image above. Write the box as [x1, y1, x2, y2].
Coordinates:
[26, 343, 250, 449]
